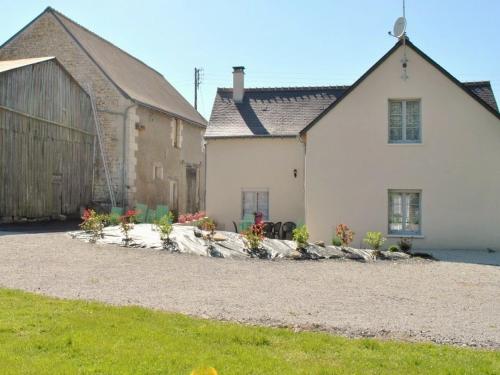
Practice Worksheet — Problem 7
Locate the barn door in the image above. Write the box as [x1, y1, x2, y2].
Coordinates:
[186, 166, 198, 213]
[51, 174, 63, 216]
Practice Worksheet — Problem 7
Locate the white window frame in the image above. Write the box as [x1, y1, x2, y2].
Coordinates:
[388, 189, 422, 236]
[241, 189, 269, 221]
[388, 99, 422, 144]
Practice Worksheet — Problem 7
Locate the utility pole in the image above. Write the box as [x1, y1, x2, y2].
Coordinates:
[194, 67, 203, 110]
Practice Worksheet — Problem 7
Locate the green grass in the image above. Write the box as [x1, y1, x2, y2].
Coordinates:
[0, 289, 498, 374]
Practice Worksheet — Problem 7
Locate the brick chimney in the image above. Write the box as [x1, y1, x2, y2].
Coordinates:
[232, 66, 245, 103]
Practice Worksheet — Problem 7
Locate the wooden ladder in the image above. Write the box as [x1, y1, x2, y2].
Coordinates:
[87, 84, 116, 207]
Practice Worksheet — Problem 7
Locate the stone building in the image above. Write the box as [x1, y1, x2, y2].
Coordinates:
[0, 7, 206, 213]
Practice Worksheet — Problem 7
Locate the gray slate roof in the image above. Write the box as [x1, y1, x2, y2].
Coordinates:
[207, 81, 497, 138]
[463, 81, 498, 111]
[206, 86, 348, 138]
[48, 8, 206, 127]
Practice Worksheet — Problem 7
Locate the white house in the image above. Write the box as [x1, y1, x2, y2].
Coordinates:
[206, 39, 500, 250]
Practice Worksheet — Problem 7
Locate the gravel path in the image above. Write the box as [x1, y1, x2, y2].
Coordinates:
[0, 232, 499, 349]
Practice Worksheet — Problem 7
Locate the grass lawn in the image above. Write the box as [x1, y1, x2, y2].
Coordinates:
[0, 288, 498, 374]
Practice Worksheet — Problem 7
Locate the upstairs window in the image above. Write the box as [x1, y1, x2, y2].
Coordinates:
[389, 100, 421, 143]
[173, 119, 182, 148]
[388, 190, 421, 235]
[241, 190, 269, 221]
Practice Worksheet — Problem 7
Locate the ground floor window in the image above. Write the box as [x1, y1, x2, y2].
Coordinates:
[388, 190, 421, 235]
[242, 190, 269, 220]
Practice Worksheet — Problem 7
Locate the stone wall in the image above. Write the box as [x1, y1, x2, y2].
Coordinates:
[135, 106, 205, 214]
[0, 11, 133, 205]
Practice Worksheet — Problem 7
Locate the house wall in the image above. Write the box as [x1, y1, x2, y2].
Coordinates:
[135, 106, 205, 214]
[305, 45, 500, 250]
[206, 137, 305, 231]
[0, 59, 94, 220]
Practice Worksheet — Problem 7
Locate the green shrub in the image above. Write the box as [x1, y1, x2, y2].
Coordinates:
[388, 245, 399, 252]
[80, 209, 107, 243]
[331, 236, 342, 247]
[155, 212, 174, 243]
[243, 223, 265, 251]
[198, 217, 216, 233]
[363, 231, 386, 250]
[398, 238, 413, 253]
[292, 225, 309, 250]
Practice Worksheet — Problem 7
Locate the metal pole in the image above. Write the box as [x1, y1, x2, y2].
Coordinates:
[194, 68, 198, 110]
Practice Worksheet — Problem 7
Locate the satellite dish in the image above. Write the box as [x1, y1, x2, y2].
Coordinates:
[393, 17, 407, 38]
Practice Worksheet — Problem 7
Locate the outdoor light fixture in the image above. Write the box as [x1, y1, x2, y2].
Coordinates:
[293, 169, 297, 178]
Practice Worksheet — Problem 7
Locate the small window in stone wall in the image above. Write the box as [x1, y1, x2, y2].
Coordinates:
[173, 119, 182, 148]
[153, 164, 163, 180]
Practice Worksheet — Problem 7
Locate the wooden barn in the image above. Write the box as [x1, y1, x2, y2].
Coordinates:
[0, 57, 95, 222]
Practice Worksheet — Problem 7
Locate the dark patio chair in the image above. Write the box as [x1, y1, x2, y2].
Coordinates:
[273, 222, 282, 239]
[232, 221, 239, 233]
[262, 222, 274, 238]
[281, 221, 296, 240]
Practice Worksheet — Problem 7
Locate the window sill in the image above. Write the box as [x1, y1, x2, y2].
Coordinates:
[387, 234, 425, 239]
[387, 142, 423, 146]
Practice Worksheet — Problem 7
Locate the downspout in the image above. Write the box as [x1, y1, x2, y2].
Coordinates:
[203, 139, 207, 210]
[297, 134, 307, 225]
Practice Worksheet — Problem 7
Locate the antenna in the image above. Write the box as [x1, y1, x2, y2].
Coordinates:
[387, 0, 409, 80]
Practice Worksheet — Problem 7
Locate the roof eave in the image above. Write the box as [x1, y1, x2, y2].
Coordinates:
[136, 100, 207, 128]
[300, 39, 500, 135]
[204, 134, 297, 140]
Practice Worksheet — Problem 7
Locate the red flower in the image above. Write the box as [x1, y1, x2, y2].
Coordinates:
[125, 210, 137, 217]
[82, 209, 91, 221]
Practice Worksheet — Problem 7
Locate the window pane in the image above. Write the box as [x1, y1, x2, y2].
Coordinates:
[389, 101, 403, 142]
[257, 192, 269, 220]
[388, 192, 403, 233]
[405, 101, 421, 141]
[242, 192, 257, 220]
[406, 192, 421, 233]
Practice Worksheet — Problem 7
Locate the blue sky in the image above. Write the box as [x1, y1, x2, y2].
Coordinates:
[1, 0, 499, 119]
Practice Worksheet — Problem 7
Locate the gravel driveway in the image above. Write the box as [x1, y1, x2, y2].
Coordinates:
[0, 232, 498, 349]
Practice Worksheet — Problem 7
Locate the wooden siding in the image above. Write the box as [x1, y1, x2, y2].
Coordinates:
[0, 59, 94, 220]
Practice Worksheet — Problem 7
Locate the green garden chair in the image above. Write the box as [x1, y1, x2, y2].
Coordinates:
[109, 207, 124, 225]
[240, 214, 254, 232]
[111, 207, 124, 216]
[134, 203, 148, 223]
[156, 205, 169, 221]
[146, 209, 157, 224]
